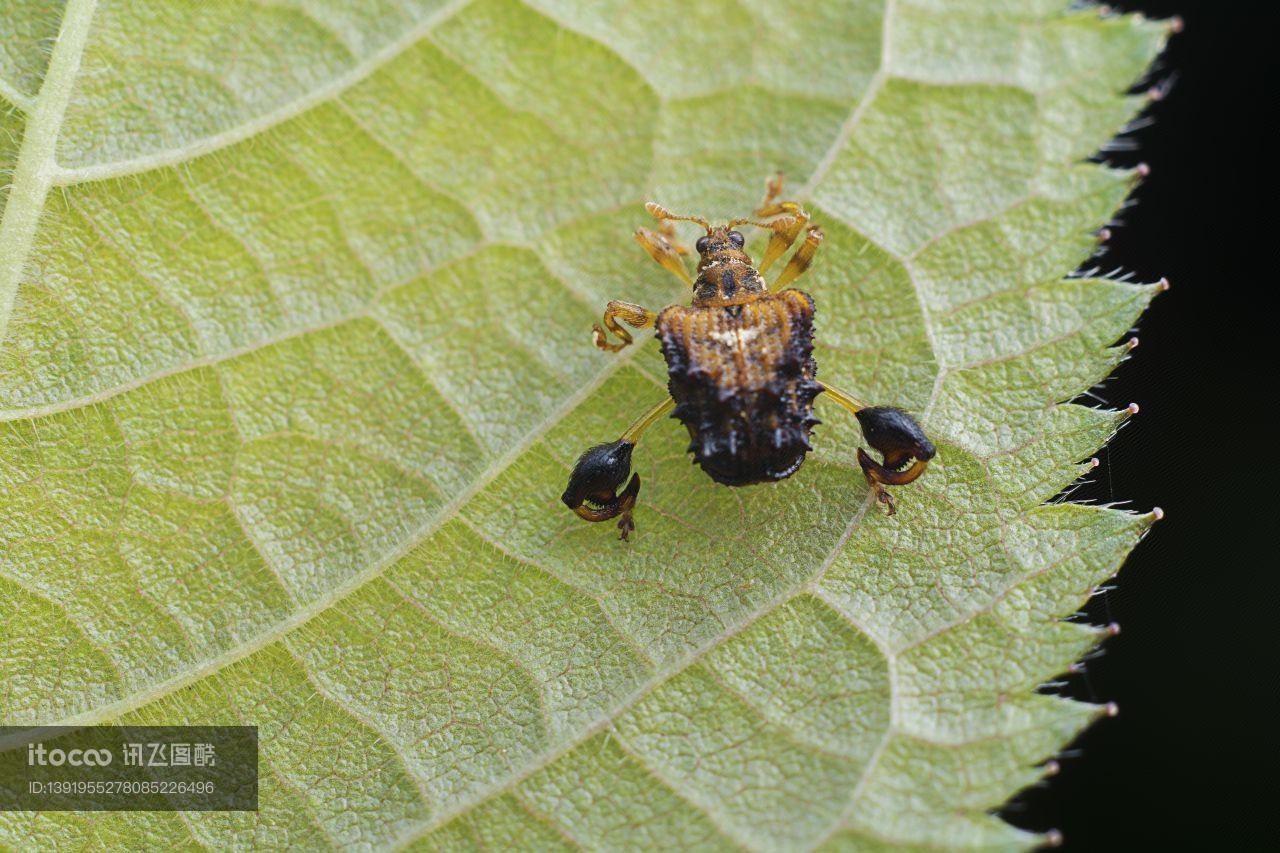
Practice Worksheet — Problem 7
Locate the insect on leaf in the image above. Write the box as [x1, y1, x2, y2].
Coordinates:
[0, 0, 1169, 848]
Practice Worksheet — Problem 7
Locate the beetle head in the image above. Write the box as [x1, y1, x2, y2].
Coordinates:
[645, 203, 754, 265]
[693, 226, 751, 267]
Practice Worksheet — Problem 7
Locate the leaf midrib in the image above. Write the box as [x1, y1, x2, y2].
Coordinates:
[0, 0, 98, 343]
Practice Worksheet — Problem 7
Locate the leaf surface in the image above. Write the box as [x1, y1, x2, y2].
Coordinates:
[0, 1, 1167, 848]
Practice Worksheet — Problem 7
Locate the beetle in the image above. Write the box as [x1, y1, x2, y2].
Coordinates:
[561, 177, 935, 539]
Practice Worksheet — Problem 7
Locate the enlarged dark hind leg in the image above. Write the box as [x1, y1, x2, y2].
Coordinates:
[560, 397, 674, 539]
[854, 409, 935, 515]
[818, 382, 935, 515]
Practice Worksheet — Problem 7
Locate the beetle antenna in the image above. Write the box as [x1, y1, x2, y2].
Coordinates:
[645, 202, 711, 231]
[726, 217, 777, 231]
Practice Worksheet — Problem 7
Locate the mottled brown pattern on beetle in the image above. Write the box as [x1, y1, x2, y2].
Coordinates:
[657, 289, 821, 486]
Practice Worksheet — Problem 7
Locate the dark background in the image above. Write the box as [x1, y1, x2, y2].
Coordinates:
[999, 2, 1278, 848]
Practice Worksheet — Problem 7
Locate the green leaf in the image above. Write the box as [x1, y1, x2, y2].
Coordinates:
[0, 1, 1168, 848]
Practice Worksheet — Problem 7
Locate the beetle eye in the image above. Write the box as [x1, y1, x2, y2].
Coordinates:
[695, 236, 711, 254]
[728, 230, 745, 248]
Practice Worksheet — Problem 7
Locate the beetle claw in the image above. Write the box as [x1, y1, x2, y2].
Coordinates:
[616, 507, 637, 540]
[561, 441, 642, 538]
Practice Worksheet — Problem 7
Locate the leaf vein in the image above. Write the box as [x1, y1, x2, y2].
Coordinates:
[46, 0, 477, 186]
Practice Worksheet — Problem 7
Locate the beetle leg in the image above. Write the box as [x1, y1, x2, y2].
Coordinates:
[771, 225, 824, 290]
[752, 174, 807, 274]
[750, 174, 825, 287]
[756, 211, 808, 274]
[593, 300, 658, 353]
[634, 226, 694, 285]
[561, 397, 675, 539]
[658, 220, 690, 255]
[755, 172, 793, 217]
[817, 381, 936, 515]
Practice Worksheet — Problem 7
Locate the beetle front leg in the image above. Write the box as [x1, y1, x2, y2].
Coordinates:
[753, 173, 807, 273]
[751, 174, 824, 288]
[770, 225, 824, 291]
[592, 300, 658, 353]
[634, 224, 694, 286]
[818, 382, 936, 515]
[561, 397, 675, 539]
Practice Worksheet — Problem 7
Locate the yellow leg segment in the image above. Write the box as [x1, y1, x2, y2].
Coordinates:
[754, 173, 793, 218]
[635, 227, 694, 286]
[817, 381, 869, 415]
[757, 211, 809, 274]
[593, 300, 658, 352]
[771, 226, 825, 291]
[751, 174, 825, 289]
[621, 396, 675, 445]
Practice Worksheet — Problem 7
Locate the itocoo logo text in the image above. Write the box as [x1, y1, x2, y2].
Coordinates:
[26, 743, 113, 766]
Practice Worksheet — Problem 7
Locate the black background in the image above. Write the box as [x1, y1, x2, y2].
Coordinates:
[998, 2, 1278, 848]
